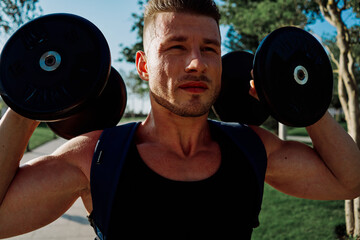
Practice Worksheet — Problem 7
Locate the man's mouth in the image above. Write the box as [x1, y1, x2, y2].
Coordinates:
[178, 82, 208, 93]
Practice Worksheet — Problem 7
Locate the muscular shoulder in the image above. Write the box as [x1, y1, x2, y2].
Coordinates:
[51, 130, 103, 181]
[248, 125, 283, 158]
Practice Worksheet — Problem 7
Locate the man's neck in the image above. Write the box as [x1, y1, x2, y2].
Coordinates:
[136, 107, 212, 158]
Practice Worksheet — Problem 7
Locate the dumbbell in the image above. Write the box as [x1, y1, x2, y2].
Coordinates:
[0, 13, 127, 139]
[213, 26, 333, 127]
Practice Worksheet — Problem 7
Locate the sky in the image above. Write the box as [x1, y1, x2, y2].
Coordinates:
[38, 0, 142, 73]
[22, 0, 359, 113]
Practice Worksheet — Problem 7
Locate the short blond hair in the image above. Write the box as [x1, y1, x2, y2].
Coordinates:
[144, 0, 220, 26]
[143, 0, 221, 44]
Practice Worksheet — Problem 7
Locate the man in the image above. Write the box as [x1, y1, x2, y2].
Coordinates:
[0, 0, 360, 239]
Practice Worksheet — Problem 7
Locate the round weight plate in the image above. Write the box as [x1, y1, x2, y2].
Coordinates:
[0, 13, 111, 121]
[253, 26, 333, 127]
[47, 67, 127, 139]
[213, 51, 270, 125]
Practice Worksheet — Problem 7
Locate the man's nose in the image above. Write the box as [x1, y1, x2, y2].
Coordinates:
[185, 50, 208, 74]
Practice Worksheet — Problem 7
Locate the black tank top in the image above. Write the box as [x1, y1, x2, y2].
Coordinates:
[108, 124, 260, 239]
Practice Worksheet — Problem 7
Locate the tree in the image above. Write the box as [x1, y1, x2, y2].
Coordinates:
[315, 1, 360, 237]
[220, 0, 321, 52]
[221, 0, 360, 237]
[0, 0, 42, 37]
[118, 0, 149, 99]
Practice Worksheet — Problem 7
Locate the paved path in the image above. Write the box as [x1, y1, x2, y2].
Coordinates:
[286, 135, 311, 143]
[5, 138, 96, 240]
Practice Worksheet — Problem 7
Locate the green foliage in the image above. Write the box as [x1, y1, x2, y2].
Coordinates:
[349, 0, 360, 17]
[322, 25, 360, 107]
[0, 0, 42, 36]
[118, 0, 149, 98]
[118, 0, 147, 63]
[219, 0, 321, 52]
[350, 27, 360, 63]
[0, 98, 5, 110]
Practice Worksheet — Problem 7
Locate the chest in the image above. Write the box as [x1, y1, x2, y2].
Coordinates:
[136, 142, 221, 181]
[119, 138, 260, 205]
[108, 140, 261, 238]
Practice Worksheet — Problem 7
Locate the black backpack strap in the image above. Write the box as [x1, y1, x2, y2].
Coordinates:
[209, 120, 267, 190]
[89, 122, 141, 240]
[209, 120, 267, 226]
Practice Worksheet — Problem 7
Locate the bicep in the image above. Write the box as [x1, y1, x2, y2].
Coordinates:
[0, 154, 89, 238]
[251, 126, 351, 200]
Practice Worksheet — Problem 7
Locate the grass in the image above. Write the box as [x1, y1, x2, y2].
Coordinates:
[27, 123, 57, 151]
[252, 184, 346, 240]
[287, 127, 309, 136]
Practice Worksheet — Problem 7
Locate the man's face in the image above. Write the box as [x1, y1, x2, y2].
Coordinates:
[143, 12, 222, 117]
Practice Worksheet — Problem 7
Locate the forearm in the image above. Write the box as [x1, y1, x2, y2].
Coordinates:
[306, 112, 360, 195]
[0, 109, 39, 204]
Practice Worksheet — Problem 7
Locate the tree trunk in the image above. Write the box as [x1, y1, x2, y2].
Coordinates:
[278, 123, 287, 140]
[316, 0, 360, 237]
[354, 198, 360, 237]
[346, 199, 355, 236]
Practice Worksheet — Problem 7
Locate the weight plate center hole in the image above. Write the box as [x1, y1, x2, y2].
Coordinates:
[294, 65, 309, 85]
[45, 55, 56, 66]
[40, 51, 61, 72]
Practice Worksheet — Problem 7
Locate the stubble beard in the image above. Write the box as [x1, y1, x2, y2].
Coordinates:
[150, 88, 220, 118]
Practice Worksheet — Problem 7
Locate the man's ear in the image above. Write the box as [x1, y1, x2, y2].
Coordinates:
[136, 51, 149, 81]
[249, 79, 259, 101]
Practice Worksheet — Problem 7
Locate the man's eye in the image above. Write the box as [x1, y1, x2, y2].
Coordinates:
[203, 47, 216, 52]
[170, 45, 185, 50]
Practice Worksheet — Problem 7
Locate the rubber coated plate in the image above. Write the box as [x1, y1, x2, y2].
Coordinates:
[253, 26, 333, 127]
[213, 51, 270, 125]
[47, 67, 127, 139]
[0, 13, 111, 121]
